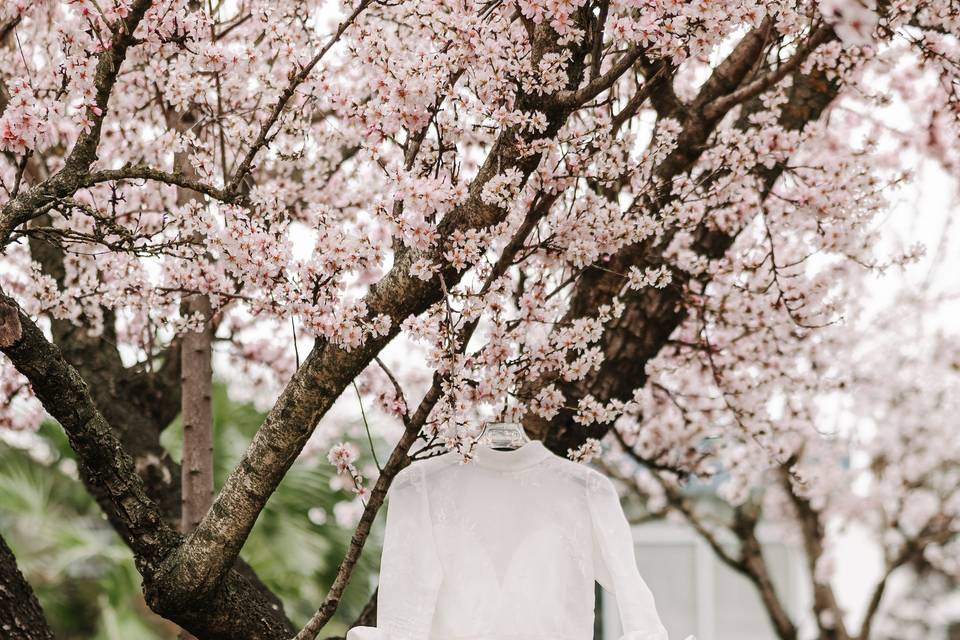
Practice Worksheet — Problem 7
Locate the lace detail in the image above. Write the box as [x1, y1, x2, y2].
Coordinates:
[514, 463, 547, 487]
[394, 461, 426, 491]
[433, 480, 482, 539]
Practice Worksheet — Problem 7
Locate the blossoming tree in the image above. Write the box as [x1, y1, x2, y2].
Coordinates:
[596, 231, 960, 640]
[0, 0, 957, 639]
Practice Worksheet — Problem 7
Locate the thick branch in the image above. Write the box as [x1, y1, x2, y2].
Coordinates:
[0, 532, 55, 640]
[551, 45, 643, 107]
[224, 0, 373, 196]
[85, 165, 232, 202]
[702, 25, 834, 121]
[0, 289, 180, 563]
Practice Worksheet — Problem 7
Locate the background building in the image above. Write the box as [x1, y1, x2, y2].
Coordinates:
[599, 519, 812, 640]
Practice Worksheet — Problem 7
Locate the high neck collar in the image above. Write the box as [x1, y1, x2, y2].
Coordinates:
[470, 439, 552, 471]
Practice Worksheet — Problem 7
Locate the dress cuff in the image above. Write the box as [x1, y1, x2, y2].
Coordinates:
[345, 626, 391, 640]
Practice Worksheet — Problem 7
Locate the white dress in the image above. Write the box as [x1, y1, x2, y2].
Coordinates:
[346, 438, 684, 640]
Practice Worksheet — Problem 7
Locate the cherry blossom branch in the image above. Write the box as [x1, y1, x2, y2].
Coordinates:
[604, 449, 798, 640]
[0, 0, 154, 248]
[296, 187, 562, 639]
[857, 515, 956, 640]
[551, 44, 644, 108]
[702, 24, 835, 121]
[224, 0, 374, 196]
[619, 437, 801, 640]
[293, 195, 558, 634]
[85, 164, 233, 202]
[375, 356, 410, 428]
[1, 0, 370, 246]
[757, 207, 839, 330]
[687, 17, 774, 116]
[587, 0, 610, 82]
[266, 189, 558, 640]
[522, 20, 783, 449]
[528, 21, 844, 456]
[293, 411, 424, 640]
[610, 62, 670, 135]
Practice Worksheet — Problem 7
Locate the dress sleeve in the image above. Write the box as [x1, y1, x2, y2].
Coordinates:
[346, 463, 443, 640]
[587, 470, 670, 640]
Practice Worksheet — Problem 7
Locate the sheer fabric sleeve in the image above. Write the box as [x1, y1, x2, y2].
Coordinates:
[587, 470, 670, 640]
[346, 463, 443, 640]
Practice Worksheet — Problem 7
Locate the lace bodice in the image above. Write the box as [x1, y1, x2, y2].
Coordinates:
[346, 439, 680, 640]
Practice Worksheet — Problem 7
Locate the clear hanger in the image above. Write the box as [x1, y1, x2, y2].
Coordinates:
[476, 420, 531, 451]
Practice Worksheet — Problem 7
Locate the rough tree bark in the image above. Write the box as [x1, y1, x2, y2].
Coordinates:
[21, 171, 291, 636]
[0, 304, 52, 640]
[0, 533, 54, 640]
[24, 226, 295, 637]
[3, 8, 294, 635]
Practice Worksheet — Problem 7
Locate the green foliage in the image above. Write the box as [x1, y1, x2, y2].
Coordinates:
[1, 383, 384, 636]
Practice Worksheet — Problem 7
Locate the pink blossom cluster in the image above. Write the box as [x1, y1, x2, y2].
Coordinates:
[327, 441, 368, 499]
[0, 79, 52, 154]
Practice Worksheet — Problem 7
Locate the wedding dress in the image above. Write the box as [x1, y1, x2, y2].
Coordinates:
[346, 438, 683, 640]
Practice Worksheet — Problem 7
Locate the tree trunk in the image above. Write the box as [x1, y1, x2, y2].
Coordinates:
[180, 291, 214, 529]
[178, 181, 215, 535]
[179, 288, 213, 640]
[176, 124, 215, 638]
[0, 532, 55, 640]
